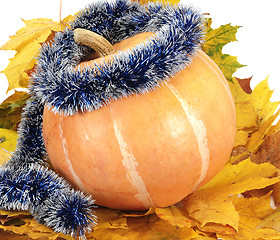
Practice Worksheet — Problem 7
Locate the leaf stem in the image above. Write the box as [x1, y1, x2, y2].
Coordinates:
[59, 0, 62, 22]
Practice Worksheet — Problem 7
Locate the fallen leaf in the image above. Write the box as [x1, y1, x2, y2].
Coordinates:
[0, 128, 18, 166]
[0, 229, 29, 240]
[236, 76, 253, 94]
[257, 210, 280, 232]
[246, 109, 280, 153]
[199, 222, 238, 236]
[0, 217, 73, 240]
[202, 23, 245, 81]
[0, 16, 74, 92]
[0, 91, 29, 130]
[235, 101, 258, 132]
[89, 215, 199, 240]
[252, 130, 280, 168]
[0, 210, 30, 219]
[229, 77, 258, 132]
[234, 130, 249, 147]
[199, 157, 280, 196]
[182, 191, 239, 232]
[251, 77, 280, 123]
[93, 207, 128, 231]
[123, 207, 155, 217]
[231, 193, 280, 240]
[155, 205, 192, 228]
[230, 76, 280, 165]
[273, 171, 280, 207]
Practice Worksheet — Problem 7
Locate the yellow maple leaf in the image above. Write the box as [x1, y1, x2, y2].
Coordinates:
[246, 109, 280, 153]
[199, 223, 237, 236]
[89, 215, 199, 240]
[0, 128, 18, 166]
[257, 210, 280, 232]
[0, 16, 74, 92]
[199, 157, 280, 196]
[229, 77, 258, 133]
[155, 205, 192, 228]
[93, 207, 128, 231]
[251, 77, 280, 123]
[0, 91, 29, 130]
[182, 194, 239, 232]
[0, 217, 73, 240]
[234, 130, 249, 147]
[230, 193, 280, 240]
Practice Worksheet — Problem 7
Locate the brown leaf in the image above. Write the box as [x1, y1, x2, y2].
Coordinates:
[0, 229, 28, 240]
[272, 171, 280, 207]
[236, 76, 253, 94]
[252, 130, 280, 168]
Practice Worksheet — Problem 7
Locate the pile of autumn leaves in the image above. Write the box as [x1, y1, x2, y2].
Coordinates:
[0, 5, 280, 240]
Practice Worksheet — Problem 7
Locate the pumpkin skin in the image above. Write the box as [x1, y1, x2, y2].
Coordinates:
[42, 33, 236, 210]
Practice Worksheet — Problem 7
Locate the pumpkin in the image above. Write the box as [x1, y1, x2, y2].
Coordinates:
[42, 29, 236, 211]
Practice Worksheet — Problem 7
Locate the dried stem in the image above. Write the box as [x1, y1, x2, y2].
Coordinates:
[73, 28, 115, 57]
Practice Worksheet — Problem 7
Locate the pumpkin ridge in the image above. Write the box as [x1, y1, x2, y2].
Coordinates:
[112, 119, 155, 209]
[58, 117, 85, 192]
[166, 82, 210, 188]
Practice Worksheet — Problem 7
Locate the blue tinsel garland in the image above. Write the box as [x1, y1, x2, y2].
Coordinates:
[0, 0, 204, 238]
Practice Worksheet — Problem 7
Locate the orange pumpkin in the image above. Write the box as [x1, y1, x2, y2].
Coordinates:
[42, 31, 236, 210]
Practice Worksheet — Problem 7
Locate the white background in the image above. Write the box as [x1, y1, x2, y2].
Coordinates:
[0, 0, 279, 104]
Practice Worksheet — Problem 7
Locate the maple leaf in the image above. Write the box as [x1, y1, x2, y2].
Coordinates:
[0, 128, 18, 166]
[0, 91, 29, 130]
[257, 210, 280, 232]
[0, 16, 74, 92]
[251, 77, 280, 123]
[90, 215, 199, 240]
[230, 193, 279, 240]
[229, 76, 280, 167]
[202, 22, 245, 81]
[199, 157, 280, 195]
[252, 130, 280, 169]
[155, 205, 192, 228]
[182, 194, 239, 233]
[0, 217, 73, 240]
[236, 76, 253, 94]
[93, 207, 128, 231]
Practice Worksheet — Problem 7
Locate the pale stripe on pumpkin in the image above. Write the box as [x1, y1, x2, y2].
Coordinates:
[113, 120, 155, 208]
[166, 83, 210, 187]
[58, 118, 85, 191]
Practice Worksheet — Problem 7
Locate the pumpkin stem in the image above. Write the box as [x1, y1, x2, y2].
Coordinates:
[73, 28, 115, 57]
